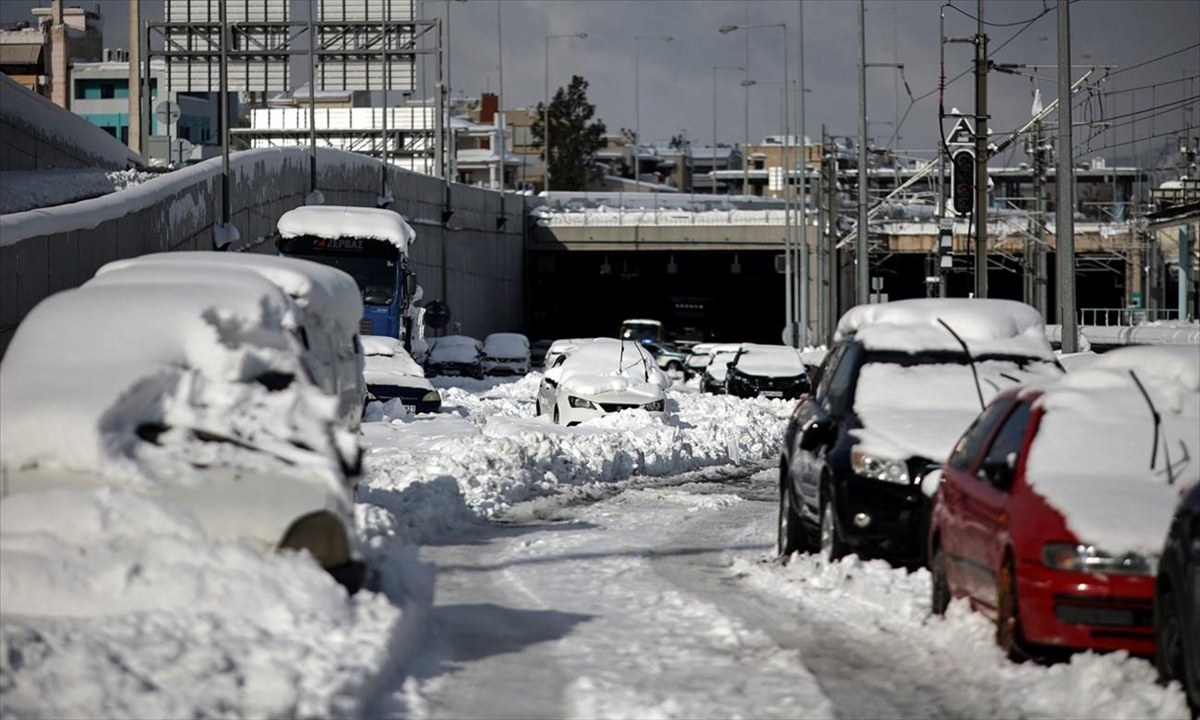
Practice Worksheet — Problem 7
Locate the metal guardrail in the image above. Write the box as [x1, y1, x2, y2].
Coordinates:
[1078, 307, 1181, 326]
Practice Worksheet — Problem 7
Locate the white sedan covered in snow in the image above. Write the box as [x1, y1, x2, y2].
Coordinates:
[536, 338, 671, 425]
[0, 273, 368, 592]
[481, 332, 531, 376]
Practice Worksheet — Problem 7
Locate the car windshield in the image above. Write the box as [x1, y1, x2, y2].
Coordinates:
[288, 253, 397, 307]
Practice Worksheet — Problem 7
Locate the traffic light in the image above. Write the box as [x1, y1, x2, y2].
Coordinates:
[951, 149, 975, 215]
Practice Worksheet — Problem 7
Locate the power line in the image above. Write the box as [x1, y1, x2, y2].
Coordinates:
[944, 1, 1058, 29]
[1107, 42, 1200, 77]
[1074, 123, 1189, 156]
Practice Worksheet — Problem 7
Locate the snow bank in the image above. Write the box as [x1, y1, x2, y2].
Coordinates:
[0, 168, 156, 214]
[358, 374, 793, 544]
[0, 487, 401, 719]
[737, 553, 1189, 719]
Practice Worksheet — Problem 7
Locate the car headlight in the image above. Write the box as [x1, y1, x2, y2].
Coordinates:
[568, 395, 597, 409]
[421, 390, 441, 402]
[643, 398, 665, 412]
[850, 448, 910, 484]
[1042, 542, 1154, 575]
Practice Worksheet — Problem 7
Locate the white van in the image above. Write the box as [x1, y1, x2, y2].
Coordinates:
[94, 252, 367, 432]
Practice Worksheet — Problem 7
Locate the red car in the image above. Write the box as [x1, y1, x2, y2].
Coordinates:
[929, 346, 1199, 660]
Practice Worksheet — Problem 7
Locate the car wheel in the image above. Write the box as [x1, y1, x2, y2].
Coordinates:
[819, 493, 847, 562]
[1155, 585, 1195, 704]
[931, 546, 951, 616]
[777, 473, 806, 561]
[997, 559, 1029, 662]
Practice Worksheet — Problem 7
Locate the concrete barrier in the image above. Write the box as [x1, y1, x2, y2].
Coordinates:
[0, 146, 528, 355]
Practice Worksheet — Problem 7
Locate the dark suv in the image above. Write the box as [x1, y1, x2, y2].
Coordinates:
[776, 299, 1061, 567]
[1156, 482, 1200, 715]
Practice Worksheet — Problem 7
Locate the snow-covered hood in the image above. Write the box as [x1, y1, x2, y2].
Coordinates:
[1023, 345, 1200, 556]
[732, 344, 805, 377]
[560, 374, 666, 402]
[428, 336, 481, 364]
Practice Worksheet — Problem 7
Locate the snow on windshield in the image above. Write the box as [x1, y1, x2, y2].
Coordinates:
[853, 357, 1062, 462]
[733, 344, 805, 376]
[555, 339, 669, 396]
[428, 336, 481, 364]
[483, 333, 529, 359]
[707, 350, 741, 381]
[1023, 345, 1200, 555]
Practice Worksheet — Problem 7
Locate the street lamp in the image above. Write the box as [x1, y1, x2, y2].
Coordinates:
[721, 22, 795, 346]
[712, 65, 743, 194]
[544, 32, 587, 195]
[635, 35, 673, 189]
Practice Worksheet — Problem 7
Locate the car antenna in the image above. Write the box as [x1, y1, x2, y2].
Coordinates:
[1128, 369, 1175, 484]
[936, 318, 985, 411]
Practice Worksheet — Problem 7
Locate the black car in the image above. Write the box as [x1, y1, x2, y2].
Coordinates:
[423, 335, 484, 379]
[778, 336, 1061, 568]
[724, 343, 810, 400]
[1156, 482, 1200, 716]
[699, 345, 742, 394]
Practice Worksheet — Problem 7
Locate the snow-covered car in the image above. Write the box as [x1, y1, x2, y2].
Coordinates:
[425, 335, 484, 378]
[684, 342, 717, 380]
[700, 344, 744, 394]
[0, 280, 367, 592]
[361, 335, 441, 414]
[536, 338, 671, 426]
[94, 251, 367, 431]
[1157, 481, 1200, 715]
[724, 343, 810, 400]
[481, 332, 531, 376]
[642, 341, 689, 375]
[778, 298, 1064, 568]
[929, 345, 1199, 661]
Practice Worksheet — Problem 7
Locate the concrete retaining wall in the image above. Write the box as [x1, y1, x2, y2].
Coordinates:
[1, 146, 527, 355]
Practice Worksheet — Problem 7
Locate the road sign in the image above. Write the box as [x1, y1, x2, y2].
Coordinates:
[155, 101, 181, 125]
[947, 116, 974, 147]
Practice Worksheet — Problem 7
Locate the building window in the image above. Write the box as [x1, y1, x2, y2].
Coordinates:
[101, 125, 117, 137]
[101, 82, 115, 99]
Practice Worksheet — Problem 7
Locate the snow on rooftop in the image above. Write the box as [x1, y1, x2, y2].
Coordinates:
[1023, 345, 1200, 555]
[277, 205, 416, 253]
[835, 298, 1054, 359]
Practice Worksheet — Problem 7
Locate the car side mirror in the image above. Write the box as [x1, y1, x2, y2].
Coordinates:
[978, 452, 1017, 488]
[799, 417, 831, 451]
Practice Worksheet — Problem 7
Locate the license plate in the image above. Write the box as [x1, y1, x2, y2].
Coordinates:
[403, 404, 416, 413]
[762, 390, 784, 398]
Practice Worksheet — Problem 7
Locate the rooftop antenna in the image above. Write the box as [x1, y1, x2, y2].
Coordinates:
[937, 318, 985, 411]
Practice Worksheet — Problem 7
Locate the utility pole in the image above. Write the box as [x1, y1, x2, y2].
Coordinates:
[797, 0, 809, 346]
[307, 0, 318, 197]
[1033, 120, 1048, 317]
[1056, 0, 1078, 352]
[824, 125, 840, 342]
[973, 0, 989, 299]
[128, 0, 141, 156]
[219, 0, 230, 225]
[856, 0, 869, 305]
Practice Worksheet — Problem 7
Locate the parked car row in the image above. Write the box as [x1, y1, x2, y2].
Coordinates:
[0, 252, 372, 592]
[773, 298, 1198, 712]
[423, 332, 532, 379]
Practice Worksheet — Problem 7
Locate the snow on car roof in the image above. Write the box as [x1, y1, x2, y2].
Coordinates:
[276, 205, 416, 253]
[483, 333, 530, 357]
[835, 298, 1054, 360]
[361, 335, 404, 357]
[732, 344, 805, 376]
[94, 252, 363, 334]
[1023, 345, 1200, 555]
[0, 280, 312, 477]
[622, 319, 662, 326]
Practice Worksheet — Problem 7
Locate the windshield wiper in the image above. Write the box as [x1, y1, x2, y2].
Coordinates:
[1128, 369, 1175, 484]
[937, 318, 985, 411]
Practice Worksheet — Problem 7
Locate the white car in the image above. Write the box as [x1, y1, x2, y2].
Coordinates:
[542, 337, 593, 370]
[0, 279, 367, 592]
[699, 343, 744, 394]
[362, 335, 441, 414]
[481, 332, 531, 376]
[536, 338, 671, 425]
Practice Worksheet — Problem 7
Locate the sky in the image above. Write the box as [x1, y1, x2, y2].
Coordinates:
[4, 0, 1197, 166]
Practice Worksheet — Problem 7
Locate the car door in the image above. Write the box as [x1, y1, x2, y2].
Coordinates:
[939, 398, 1016, 600]
[793, 344, 857, 521]
[960, 400, 1032, 608]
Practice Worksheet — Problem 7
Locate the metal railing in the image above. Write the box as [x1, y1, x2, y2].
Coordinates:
[1079, 307, 1181, 326]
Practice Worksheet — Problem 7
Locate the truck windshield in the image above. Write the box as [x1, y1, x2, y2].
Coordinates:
[620, 322, 660, 343]
[277, 235, 400, 306]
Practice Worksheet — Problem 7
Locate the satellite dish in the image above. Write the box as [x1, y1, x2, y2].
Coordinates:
[155, 101, 180, 125]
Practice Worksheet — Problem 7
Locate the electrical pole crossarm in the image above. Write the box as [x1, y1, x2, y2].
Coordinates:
[990, 70, 1094, 158]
